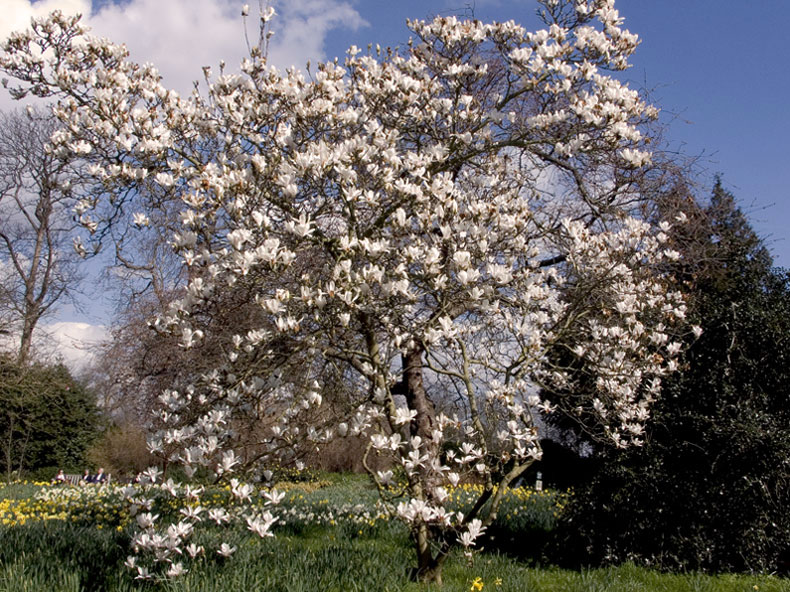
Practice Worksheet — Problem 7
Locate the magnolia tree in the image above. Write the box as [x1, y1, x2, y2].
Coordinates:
[2, 0, 691, 583]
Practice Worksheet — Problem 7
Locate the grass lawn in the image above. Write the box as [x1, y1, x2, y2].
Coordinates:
[1, 477, 787, 592]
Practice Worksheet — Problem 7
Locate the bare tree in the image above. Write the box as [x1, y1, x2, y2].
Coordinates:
[0, 109, 84, 364]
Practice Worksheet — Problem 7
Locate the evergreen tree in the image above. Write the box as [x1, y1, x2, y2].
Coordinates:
[0, 356, 102, 479]
[559, 181, 790, 573]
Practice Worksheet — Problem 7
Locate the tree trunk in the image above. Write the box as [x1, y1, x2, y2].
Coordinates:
[401, 345, 446, 583]
[402, 346, 436, 445]
[18, 317, 36, 366]
[412, 521, 445, 584]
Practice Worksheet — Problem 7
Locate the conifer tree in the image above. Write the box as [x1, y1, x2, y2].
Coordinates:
[562, 181, 790, 572]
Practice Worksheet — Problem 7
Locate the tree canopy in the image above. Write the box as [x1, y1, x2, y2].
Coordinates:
[1, 0, 693, 582]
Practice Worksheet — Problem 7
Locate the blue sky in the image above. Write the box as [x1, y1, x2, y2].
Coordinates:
[619, 0, 790, 268]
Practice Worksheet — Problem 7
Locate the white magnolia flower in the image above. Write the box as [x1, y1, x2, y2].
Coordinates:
[135, 512, 158, 529]
[393, 407, 417, 426]
[458, 519, 486, 548]
[246, 512, 277, 538]
[208, 508, 231, 524]
[262, 488, 285, 505]
[377, 470, 394, 486]
[132, 212, 150, 227]
[179, 505, 204, 521]
[231, 480, 255, 502]
[166, 562, 187, 577]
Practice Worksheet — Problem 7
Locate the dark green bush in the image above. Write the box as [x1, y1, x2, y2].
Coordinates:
[0, 358, 102, 480]
[553, 182, 790, 574]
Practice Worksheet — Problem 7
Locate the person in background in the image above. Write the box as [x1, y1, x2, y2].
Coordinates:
[53, 469, 66, 485]
[94, 467, 107, 483]
[81, 469, 91, 484]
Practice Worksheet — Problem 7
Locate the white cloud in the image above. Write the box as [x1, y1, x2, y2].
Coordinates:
[38, 321, 108, 373]
[0, 0, 91, 45]
[1, 0, 366, 106]
[0, 321, 107, 373]
[265, 0, 367, 70]
[87, 0, 249, 95]
[0, 321, 107, 372]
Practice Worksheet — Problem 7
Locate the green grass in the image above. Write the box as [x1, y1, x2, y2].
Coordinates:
[1, 476, 788, 592]
[0, 481, 45, 501]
